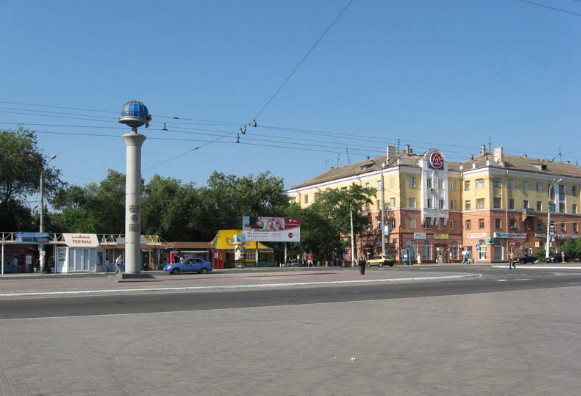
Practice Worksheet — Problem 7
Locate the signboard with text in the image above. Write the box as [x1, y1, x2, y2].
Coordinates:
[242, 216, 301, 242]
[14, 232, 50, 243]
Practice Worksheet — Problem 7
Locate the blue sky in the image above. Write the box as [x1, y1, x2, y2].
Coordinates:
[1, 0, 579, 192]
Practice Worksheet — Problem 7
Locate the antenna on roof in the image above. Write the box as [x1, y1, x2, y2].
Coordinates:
[397, 138, 400, 152]
[346, 146, 351, 164]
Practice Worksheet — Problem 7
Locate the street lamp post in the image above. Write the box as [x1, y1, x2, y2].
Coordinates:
[39, 154, 57, 273]
[366, 160, 387, 256]
[546, 178, 562, 261]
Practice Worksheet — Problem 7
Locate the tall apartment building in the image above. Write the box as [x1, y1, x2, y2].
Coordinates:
[287, 146, 581, 263]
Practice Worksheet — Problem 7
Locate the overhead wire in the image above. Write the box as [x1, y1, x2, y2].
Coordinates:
[514, 0, 581, 17]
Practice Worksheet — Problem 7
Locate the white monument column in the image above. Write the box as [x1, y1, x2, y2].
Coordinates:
[118, 100, 151, 277]
[123, 129, 146, 274]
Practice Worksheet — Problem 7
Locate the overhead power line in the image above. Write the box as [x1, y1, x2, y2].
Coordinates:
[514, 0, 581, 17]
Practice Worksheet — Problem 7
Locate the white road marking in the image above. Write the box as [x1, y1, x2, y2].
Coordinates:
[0, 274, 481, 298]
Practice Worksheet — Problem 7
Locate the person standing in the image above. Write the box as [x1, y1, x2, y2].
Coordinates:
[307, 252, 314, 267]
[115, 254, 123, 274]
[357, 252, 367, 275]
[509, 251, 516, 269]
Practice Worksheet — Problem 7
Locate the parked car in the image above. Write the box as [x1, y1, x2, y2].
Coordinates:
[164, 258, 212, 274]
[516, 253, 536, 264]
[367, 254, 395, 267]
[546, 253, 569, 263]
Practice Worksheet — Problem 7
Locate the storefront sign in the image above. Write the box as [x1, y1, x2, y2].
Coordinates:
[115, 235, 162, 245]
[414, 233, 427, 240]
[15, 232, 50, 243]
[242, 216, 301, 242]
[63, 233, 99, 247]
[467, 233, 487, 239]
[434, 233, 449, 240]
[493, 232, 527, 239]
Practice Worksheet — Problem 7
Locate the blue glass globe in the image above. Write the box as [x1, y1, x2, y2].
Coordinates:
[119, 100, 152, 128]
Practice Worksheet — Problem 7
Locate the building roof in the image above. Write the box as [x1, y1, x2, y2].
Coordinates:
[163, 242, 215, 250]
[290, 148, 581, 191]
[290, 150, 461, 190]
[463, 153, 581, 178]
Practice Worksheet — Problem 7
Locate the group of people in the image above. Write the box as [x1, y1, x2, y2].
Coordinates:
[296, 252, 315, 267]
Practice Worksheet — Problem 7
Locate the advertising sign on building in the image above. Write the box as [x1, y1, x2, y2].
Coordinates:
[493, 232, 527, 239]
[413, 232, 427, 240]
[15, 232, 50, 243]
[63, 233, 99, 248]
[242, 216, 301, 242]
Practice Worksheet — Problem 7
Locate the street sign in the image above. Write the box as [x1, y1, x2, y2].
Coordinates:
[509, 240, 516, 248]
[549, 224, 556, 236]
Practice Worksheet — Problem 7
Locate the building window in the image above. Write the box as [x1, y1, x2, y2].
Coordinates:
[573, 186, 577, 197]
[427, 198, 432, 209]
[451, 200, 457, 210]
[493, 179, 501, 188]
[438, 218, 444, 230]
[439, 199, 445, 209]
[438, 179, 444, 189]
[304, 194, 308, 204]
[509, 199, 515, 210]
[537, 201, 542, 211]
[290, 196, 297, 204]
[561, 223, 566, 233]
[478, 218, 485, 229]
[559, 185, 565, 195]
[409, 218, 416, 229]
[476, 198, 485, 209]
[509, 219, 517, 230]
[495, 218, 502, 229]
[493, 198, 501, 209]
[424, 217, 431, 229]
[523, 200, 529, 209]
[574, 223, 579, 233]
[389, 197, 396, 208]
[365, 182, 370, 189]
[536, 182, 542, 192]
[409, 197, 416, 208]
[451, 220, 457, 230]
[536, 220, 544, 232]
[465, 200, 471, 210]
[559, 203, 565, 213]
[464, 181, 471, 191]
[476, 179, 484, 189]
[426, 178, 432, 189]
[409, 177, 416, 188]
[573, 204, 578, 214]
[523, 181, 528, 191]
[450, 181, 456, 191]
[465, 220, 472, 230]
[508, 180, 514, 190]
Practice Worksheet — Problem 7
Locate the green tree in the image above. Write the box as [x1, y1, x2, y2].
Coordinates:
[51, 170, 125, 233]
[0, 128, 63, 231]
[301, 183, 375, 261]
[141, 175, 205, 241]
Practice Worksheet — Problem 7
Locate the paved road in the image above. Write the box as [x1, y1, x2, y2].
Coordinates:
[1, 265, 581, 396]
[1, 265, 581, 319]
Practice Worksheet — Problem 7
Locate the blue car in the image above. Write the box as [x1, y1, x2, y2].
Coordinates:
[164, 258, 212, 275]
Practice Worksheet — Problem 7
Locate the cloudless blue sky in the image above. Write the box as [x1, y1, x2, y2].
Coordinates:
[1, 0, 580, 193]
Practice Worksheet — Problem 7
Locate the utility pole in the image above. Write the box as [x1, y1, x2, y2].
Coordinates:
[546, 178, 561, 261]
[39, 154, 56, 273]
[379, 166, 386, 256]
[350, 203, 356, 266]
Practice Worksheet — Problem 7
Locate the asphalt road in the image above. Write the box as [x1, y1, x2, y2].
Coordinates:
[2, 265, 580, 319]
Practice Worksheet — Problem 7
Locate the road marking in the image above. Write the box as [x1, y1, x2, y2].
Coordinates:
[497, 279, 508, 282]
[0, 274, 481, 298]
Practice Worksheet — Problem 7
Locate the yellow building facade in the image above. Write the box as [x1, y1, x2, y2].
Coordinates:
[288, 146, 581, 263]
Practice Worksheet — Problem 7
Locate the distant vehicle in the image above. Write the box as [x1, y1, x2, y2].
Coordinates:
[516, 253, 536, 264]
[164, 258, 212, 274]
[546, 253, 569, 263]
[367, 255, 395, 267]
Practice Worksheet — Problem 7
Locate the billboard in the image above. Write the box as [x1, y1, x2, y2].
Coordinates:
[242, 216, 301, 242]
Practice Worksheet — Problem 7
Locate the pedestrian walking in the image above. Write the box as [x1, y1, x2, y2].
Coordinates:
[307, 252, 314, 267]
[509, 251, 516, 269]
[357, 252, 367, 275]
[115, 254, 123, 274]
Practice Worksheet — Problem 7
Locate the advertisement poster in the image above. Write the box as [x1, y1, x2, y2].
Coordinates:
[242, 216, 301, 242]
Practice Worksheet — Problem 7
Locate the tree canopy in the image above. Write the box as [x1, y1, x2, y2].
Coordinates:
[0, 128, 63, 231]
